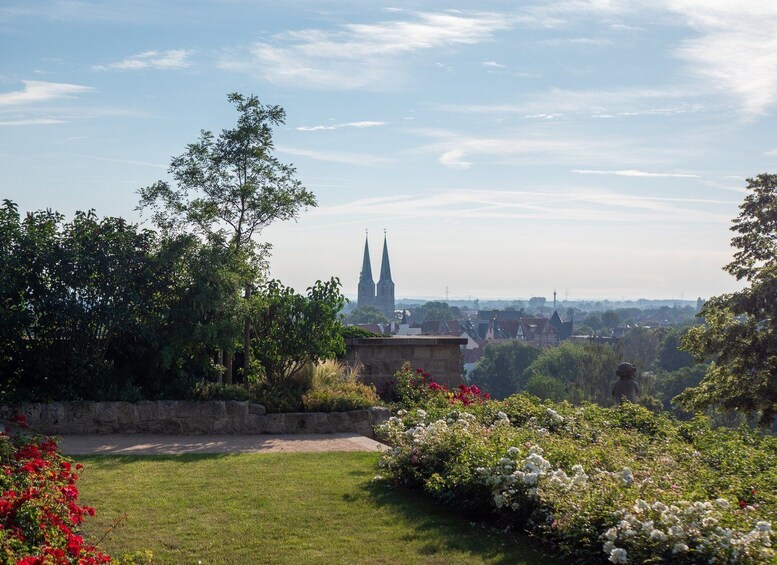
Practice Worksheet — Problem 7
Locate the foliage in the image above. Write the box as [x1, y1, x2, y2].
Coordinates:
[409, 301, 461, 323]
[656, 328, 694, 372]
[377, 387, 777, 564]
[380, 363, 490, 409]
[346, 305, 389, 325]
[524, 341, 620, 405]
[250, 278, 345, 385]
[190, 381, 253, 402]
[301, 360, 380, 412]
[0, 416, 116, 564]
[339, 325, 382, 338]
[137, 92, 317, 376]
[470, 341, 541, 399]
[617, 326, 660, 374]
[678, 174, 777, 425]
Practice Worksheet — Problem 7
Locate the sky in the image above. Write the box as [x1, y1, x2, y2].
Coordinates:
[2, 0, 776, 301]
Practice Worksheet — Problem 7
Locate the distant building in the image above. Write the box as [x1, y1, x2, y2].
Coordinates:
[356, 232, 395, 318]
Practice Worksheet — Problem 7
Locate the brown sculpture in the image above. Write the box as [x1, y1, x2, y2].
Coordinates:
[611, 362, 640, 404]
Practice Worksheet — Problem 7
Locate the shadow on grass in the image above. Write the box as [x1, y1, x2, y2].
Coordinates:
[74, 453, 234, 469]
[360, 480, 560, 565]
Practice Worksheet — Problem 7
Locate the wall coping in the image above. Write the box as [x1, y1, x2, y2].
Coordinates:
[344, 336, 468, 346]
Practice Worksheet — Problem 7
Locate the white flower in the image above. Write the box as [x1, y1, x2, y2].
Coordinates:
[702, 517, 718, 528]
[755, 520, 773, 533]
[608, 547, 628, 564]
[416, 409, 427, 419]
[396, 409, 407, 416]
[507, 446, 521, 457]
[633, 499, 649, 513]
[603, 541, 615, 554]
[715, 498, 730, 510]
[604, 527, 619, 541]
[672, 543, 689, 554]
[650, 529, 668, 542]
[669, 525, 684, 538]
[621, 467, 634, 484]
[496, 411, 509, 422]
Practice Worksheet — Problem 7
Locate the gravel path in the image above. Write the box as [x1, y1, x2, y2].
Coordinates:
[58, 433, 390, 456]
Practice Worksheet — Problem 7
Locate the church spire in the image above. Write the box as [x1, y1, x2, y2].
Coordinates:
[379, 230, 392, 283]
[357, 231, 376, 309]
[376, 230, 395, 318]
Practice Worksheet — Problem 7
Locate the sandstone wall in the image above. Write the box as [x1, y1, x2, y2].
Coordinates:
[0, 402, 390, 438]
[344, 336, 468, 390]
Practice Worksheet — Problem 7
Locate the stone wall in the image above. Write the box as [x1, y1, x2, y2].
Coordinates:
[344, 336, 467, 390]
[0, 402, 390, 438]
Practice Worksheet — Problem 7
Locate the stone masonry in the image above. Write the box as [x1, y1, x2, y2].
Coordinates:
[344, 336, 467, 391]
[0, 402, 390, 438]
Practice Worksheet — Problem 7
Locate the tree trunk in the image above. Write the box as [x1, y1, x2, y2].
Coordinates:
[215, 350, 223, 384]
[223, 351, 233, 385]
[243, 285, 252, 376]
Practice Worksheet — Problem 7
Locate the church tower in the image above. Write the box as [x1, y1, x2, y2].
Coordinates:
[375, 232, 395, 318]
[357, 234, 375, 309]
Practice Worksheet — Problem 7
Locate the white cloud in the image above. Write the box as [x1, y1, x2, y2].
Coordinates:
[311, 188, 732, 224]
[93, 49, 194, 71]
[481, 60, 505, 68]
[0, 118, 65, 126]
[296, 121, 385, 131]
[276, 145, 394, 166]
[0, 80, 93, 106]
[219, 10, 511, 89]
[666, 0, 777, 118]
[572, 169, 700, 178]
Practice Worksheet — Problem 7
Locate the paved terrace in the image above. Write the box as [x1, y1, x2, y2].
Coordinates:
[59, 433, 390, 456]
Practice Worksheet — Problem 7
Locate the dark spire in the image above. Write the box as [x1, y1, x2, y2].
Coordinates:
[360, 232, 373, 283]
[379, 230, 392, 283]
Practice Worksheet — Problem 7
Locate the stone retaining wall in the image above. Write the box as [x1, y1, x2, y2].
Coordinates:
[0, 402, 390, 438]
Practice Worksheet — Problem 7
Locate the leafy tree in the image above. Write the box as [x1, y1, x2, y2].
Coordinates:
[618, 327, 660, 374]
[657, 328, 694, 372]
[601, 310, 621, 330]
[678, 174, 777, 424]
[470, 340, 540, 399]
[410, 301, 461, 323]
[347, 305, 390, 325]
[138, 93, 316, 379]
[250, 278, 345, 385]
[524, 341, 619, 405]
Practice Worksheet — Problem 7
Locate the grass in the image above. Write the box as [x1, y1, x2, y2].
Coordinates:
[76, 452, 559, 565]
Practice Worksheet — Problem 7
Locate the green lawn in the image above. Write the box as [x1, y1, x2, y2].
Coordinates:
[76, 452, 558, 564]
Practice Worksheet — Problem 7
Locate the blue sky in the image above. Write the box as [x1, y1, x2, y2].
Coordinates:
[2, 1, 776, 301]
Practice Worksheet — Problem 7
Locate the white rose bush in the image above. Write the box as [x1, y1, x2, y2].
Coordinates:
[376, 371, 777, 563]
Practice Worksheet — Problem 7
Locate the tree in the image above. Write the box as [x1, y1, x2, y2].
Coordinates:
[470, 340, 540, 399]
[657, 328, 694, 372]
[678, 174, 777, 424]
[250, 278, 345, 385]
[137, 93, 316, 379]
[347, 305, 390, 325]
[410, 301, 461, 323]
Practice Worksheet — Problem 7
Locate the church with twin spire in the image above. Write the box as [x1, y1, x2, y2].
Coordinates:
[357, 232, 395, 318]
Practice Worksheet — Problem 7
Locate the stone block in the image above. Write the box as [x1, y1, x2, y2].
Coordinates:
[244, 414, 265, 434]
[263, 414, 286, 434]
[135, 401, 158, 423]
[248, 403, 267, 415]
[368, 406, 391, 427]
[64, 402, 95, 426]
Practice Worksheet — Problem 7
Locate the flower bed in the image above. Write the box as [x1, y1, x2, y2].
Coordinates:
[0, 415, 112, 564]
[376, 370, 777, 563]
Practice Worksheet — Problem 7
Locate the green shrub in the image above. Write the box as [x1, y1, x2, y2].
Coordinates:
[190, 381, 252, 402]
[302, 359, 380, 412]
[377, 387, 777, 564]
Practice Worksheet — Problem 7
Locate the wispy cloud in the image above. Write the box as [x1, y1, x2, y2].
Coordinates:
[667, 1, 777, 118]
[219, 10, 511, 89]
[572, 169, 700, 178]
[481, 60, 505, 68]
[296, 121, 385, 132]
[0, 80, 93, 106]
[93, 49, 194, 71]
[310, 188, 733, 224]
[276, 145, 394, 166]
[0, 118, 65, 126]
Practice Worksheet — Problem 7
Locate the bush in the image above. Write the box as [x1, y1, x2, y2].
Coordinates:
[302, 360, 380, 412]
[376, 378, 777, 564]
[0, 416, 115, 564]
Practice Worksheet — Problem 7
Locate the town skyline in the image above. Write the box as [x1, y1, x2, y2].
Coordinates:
[3, 1, 775, 299]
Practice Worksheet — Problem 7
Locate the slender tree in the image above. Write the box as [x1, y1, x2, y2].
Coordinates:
[138, 93, 316, 379]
